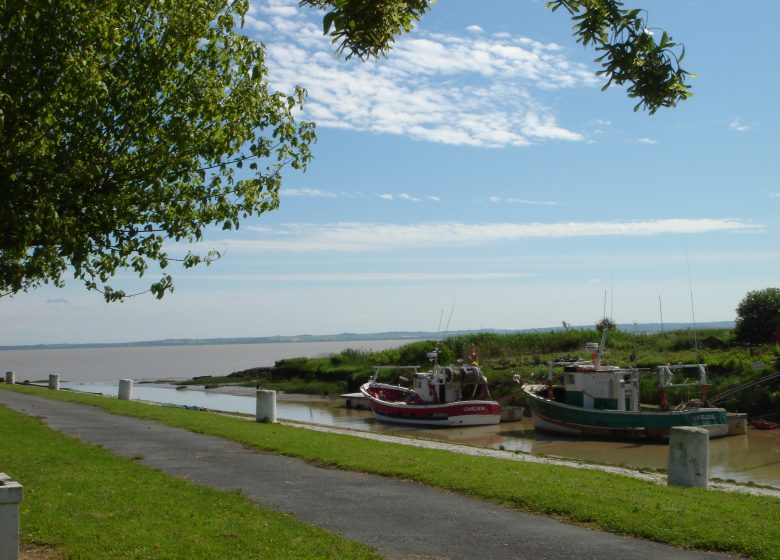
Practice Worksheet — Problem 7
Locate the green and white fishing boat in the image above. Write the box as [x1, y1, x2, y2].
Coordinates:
[522, 330, 729, 439]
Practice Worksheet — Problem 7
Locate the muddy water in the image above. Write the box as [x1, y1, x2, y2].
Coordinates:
[62, 382, 780, 489]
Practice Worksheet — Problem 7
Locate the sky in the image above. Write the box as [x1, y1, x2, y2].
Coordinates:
[2, 0, 779, 345]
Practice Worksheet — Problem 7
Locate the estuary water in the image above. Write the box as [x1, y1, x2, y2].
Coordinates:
[0, 339, 418, 383]
[3, 339, 778, 489]
[57, 382, 780, 489]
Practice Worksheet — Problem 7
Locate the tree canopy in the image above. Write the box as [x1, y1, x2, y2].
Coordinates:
[1, 0, 314, 301]
[734, 288, 780, 344]
[2, 0, 691, 301]
[302, 0, 693, 114]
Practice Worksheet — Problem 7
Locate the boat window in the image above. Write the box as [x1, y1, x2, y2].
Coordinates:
[566, 373, 576, 385]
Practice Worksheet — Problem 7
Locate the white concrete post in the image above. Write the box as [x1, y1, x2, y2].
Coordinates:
[118, 379, 133, 401]
[668, 426, 709, 488]
[48, 374, 60, 391]
[256, 389, 277, 423]
[4, 371, 14, 385]
[0, 473, 23, 560]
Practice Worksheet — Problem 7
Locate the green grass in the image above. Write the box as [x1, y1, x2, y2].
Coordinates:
[3, 384, 779, 560]
[0, 400, 380, 559]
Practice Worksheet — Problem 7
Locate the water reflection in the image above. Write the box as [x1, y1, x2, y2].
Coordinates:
[63, 382, 780, 489]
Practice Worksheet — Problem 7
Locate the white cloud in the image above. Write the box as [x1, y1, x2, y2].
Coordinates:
[635, 137, 657, 145]
[729, 118, 754, 132]
[488, 196, 561, 206]
[769, 193, 780, 199]
[187, 271, 534, 283]
[282, 188, 338, 198]
[379, 194, 393, 200]
[244, 1, 596, 148]
[466, 25, 484, 33]
[398, 193, 421, 202]
[426, 196, 441, 202]
[188, 218, 760, 254]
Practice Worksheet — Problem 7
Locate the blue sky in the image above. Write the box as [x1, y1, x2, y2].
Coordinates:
[2, 0, 778, 345]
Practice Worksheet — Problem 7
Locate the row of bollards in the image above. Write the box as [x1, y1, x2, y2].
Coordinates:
[4, 372, 277, 423]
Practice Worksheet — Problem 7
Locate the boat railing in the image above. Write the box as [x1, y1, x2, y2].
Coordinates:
[657, 363, 709, 388]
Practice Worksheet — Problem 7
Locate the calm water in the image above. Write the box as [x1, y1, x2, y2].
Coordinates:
[3, 341, 778, 489]
[61, 382, 780, 489]
[0, 340, 418, 382]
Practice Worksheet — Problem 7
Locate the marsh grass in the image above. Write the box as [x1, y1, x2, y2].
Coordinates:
[3, 384, 779, 560]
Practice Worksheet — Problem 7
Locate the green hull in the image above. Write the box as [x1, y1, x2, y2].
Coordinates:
[524, 386, 729, 439]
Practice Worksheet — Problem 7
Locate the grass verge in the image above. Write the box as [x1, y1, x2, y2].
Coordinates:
[0, 401, 379, 559]
[3, 384, 779, 559]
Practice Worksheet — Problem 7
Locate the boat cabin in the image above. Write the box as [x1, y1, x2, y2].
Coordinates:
[411, 364, 488, 404]
[557, 362, 640, 412]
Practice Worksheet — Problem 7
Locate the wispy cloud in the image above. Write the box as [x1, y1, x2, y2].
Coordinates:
[635, 137, 657, 145]
[190, 218, 759, 254]
[378, 192, 439, 202]
[185, 271, 534, 283]
[466, 25, 484, 33]
[490, 197, 562, 206]
[282, 188, 338, 198]
[246, 1, 596, 148]
[729, 118, 755, 132]
[769, 193, 780, 199]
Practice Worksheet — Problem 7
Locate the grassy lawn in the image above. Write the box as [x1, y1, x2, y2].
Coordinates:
[0, 401, 380, 559]
[3, 384, 779, 560]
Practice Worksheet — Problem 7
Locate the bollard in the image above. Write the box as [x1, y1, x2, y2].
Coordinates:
[256, 389, 277, 423]
[667, 426, 709, 488]
[48, 374, 60, 391]
[0, 473, 23, 560]
[4, 371, 14, 385]
[118, 379, 133, 401]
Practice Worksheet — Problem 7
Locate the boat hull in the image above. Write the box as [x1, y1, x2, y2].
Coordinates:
[523, 385, 729, 439]
[360, 383, 501, 427]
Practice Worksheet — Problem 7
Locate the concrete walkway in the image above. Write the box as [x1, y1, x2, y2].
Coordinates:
[0, 390, 738, 560]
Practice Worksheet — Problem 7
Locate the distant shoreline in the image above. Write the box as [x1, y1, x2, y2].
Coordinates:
[0, 321, 735, 351]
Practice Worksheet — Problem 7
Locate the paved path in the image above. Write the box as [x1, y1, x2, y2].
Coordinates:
[0, 390, 738, 560]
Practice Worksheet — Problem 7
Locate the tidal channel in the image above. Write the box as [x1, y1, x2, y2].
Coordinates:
[62, 381, 780, 489]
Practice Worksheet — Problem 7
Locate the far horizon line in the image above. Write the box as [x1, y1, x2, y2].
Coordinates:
[0, 320, 736, 351]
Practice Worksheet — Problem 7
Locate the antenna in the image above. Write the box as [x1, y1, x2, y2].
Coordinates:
[610, 273, 614, 321]
[658, 295, 666, 359]
[444, 300, 456, 335]
[685, 245, 701, 359]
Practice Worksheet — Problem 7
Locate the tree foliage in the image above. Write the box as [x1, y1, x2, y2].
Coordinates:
[546, 0, 693, 113]
[1, 0, 315, 301]
[303, 0, 693, 114]
[734, 288, 780, 344]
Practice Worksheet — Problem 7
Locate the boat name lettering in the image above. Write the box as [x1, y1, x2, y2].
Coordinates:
[463, 406, 486, 412]
[697, 414, 716, 421]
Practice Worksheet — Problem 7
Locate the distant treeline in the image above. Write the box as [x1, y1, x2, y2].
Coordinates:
[0, 321, 735, 350]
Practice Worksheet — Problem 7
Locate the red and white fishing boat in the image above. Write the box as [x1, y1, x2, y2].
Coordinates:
[360, 353, 501, 427]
